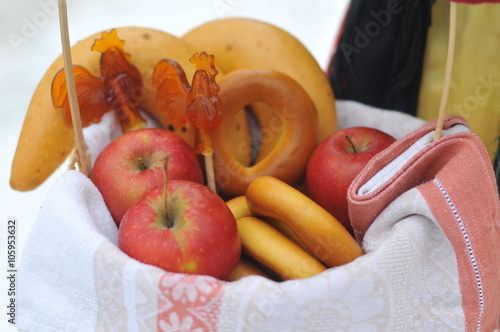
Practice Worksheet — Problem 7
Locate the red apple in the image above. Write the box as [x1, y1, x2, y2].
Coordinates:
[305, 127, 396, 233]
[91, 128, 204, 226]
[118, 179, 241, 280]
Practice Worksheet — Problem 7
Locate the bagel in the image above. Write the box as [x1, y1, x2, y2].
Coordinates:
[213, 69, 319, 197]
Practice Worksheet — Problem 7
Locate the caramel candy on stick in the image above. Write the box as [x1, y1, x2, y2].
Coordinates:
[52, 29, 146, 133]
[153, 52, 222, 192]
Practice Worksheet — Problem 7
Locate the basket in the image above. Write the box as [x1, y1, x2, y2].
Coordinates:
[15, 1, 500, 331]
[16, 101, 500, 331]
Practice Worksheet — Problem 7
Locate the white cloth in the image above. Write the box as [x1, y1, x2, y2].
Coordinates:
[335, 100, 426, 139]
[16, 157, 461, 331]
[16, 101, 500, 331]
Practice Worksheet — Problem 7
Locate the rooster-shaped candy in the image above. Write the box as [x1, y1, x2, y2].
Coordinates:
[153, 52, 223, 191]
[51, 29, 146, 133]
[153, 52, 223, 155]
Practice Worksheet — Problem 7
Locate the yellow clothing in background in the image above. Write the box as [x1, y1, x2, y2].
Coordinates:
[418, 0, 500, 159]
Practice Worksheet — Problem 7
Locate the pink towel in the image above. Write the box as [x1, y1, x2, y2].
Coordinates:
[349, 115, 500, 331]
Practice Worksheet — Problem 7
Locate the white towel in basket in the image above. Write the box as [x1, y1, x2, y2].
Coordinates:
[16, 102, 500, 332]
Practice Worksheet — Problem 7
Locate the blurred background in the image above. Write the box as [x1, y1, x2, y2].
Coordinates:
[0, 1, 349, 331]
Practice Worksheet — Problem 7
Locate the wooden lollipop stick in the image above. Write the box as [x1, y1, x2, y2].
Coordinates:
[433, 2, 458, 142]
[204, 153, 217, 193]
[58, 0, 90, 175]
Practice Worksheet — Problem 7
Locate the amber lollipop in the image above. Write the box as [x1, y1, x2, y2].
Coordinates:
[186, 52, 223, 192]
[51, 29, 146, 134]
[153, 52, 222, 192]
[92, 29, 146, 132]
[152, 58, 191, 129]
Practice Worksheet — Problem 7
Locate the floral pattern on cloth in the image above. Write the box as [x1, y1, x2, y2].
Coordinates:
[157, 274, 223, 332]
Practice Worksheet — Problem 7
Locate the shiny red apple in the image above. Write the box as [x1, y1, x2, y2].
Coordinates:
[118, 179, 241, 280]
[91, 128, 203, 226]
[305, 126, 396, 233]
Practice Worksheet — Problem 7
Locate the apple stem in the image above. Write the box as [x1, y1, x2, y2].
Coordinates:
[137, 157, 148, 171]
[162, 156, 173, 229]
[344, 135, 358, 153]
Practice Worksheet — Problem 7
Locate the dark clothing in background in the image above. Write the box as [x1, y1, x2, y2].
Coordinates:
[328, 0, 434, 115]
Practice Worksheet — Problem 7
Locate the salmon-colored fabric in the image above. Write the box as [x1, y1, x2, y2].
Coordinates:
[349, 115, 500, 331]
